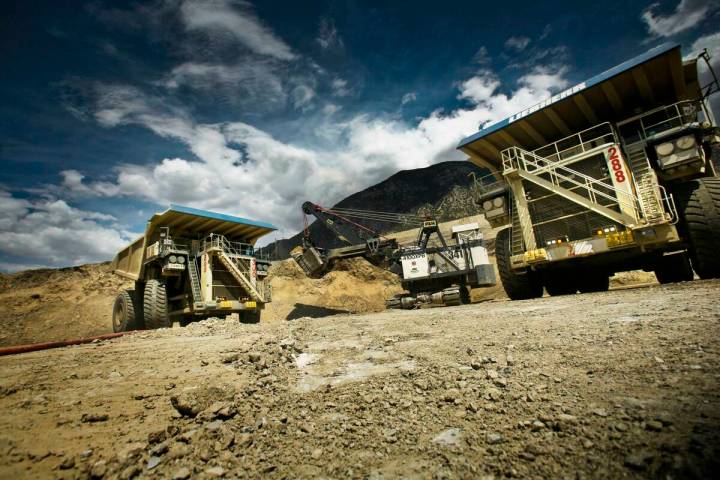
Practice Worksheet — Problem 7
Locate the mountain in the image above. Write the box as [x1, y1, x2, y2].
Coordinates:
[261, 161, 487, 259]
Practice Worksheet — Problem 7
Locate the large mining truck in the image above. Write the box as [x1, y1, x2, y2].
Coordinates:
[291, 202, 496, 308]
[110, 205, 276, 331]
[458, 43, 720, 299]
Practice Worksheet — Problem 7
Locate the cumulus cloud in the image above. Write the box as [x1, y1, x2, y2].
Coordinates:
[642, 0, 715, 37]
[0, 190, 133, 270]
[9, 60, 571, 270]
[180, 0, 296, 60]
[60, 64, 570, 240]
[458, 73, 501, 104]
[330, 78, 351, 97]
[505, 36, 531, 52]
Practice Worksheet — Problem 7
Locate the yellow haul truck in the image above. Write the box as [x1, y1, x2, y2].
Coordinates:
[458, 43, 720, 299]
[111, 205, 276, 331]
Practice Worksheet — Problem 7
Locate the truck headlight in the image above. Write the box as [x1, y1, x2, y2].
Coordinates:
[655, 142, 674, 156]
[482, 200, 493, 210]
[177, 256, 186, 264]
[675, 135, 696, 150]
[492, 197, 504, 208]
[169, 255, 177, 263]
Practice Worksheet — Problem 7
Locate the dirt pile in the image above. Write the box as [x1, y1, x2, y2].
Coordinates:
[0, 263, 131, 347]
[0, 258, 403, 346]
[263, 258, 403, 322]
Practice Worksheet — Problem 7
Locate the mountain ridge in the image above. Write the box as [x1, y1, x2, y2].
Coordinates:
[261, 160, 487, 259]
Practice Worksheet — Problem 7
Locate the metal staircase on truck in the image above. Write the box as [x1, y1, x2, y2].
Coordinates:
[200, 234, 268, 303]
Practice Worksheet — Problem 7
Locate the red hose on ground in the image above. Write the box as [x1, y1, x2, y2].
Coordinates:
[0, 331, 136, 357]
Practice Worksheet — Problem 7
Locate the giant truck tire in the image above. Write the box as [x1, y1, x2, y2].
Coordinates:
[543, 272, 578, 296]
[112, 290, 142, 332]
[239, 310, 261, 324]
[143, 279, 171, 329]
[577, 272, 610, 293]
[495, 228, 543, 300]
[676, 177, 720, 279]
[654, 252, 694, 284]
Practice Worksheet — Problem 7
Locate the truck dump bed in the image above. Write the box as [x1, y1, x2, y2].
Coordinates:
[112, 204, 276, 281]
[458, 43, 702, 170]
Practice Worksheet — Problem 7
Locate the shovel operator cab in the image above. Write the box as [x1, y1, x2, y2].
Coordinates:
[110, 205, 276, 331]
[458, 43, 720, 299]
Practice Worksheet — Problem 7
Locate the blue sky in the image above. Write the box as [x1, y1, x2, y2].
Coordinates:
[1, 0, 719, 271]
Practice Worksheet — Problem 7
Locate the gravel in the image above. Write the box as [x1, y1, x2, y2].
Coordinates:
[1, 280, 719, 479]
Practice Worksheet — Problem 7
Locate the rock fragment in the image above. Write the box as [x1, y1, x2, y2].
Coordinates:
[624, 450, 653, 470]
[81, 413, 109, 423]
[432, 428, 462, 446]
[172, 468, 192, 480]
[486, 433, 503, 445]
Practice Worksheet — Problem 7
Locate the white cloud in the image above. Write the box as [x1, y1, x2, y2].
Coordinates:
[317, 17, 343, 50]
[401, 92, 417, 105]
[505, 36, 531, 52]
[457, 72, 501, 104]
[689, 30, 720, 116]
[291, 84, 316, 109]
[180, 0, 296, 60]
[162, 62, 285, 104]
[0, 190, 133, 270]
[330, 78, 351, 97]
[473, 46, 491, 65]
[641, 0, 714, 37]
[322, 103, 341, 115]
[690, 31, 720, 59]
[519, 66, 569, 92]
[61, 170, 120, 197]
[62, 65, 569, 243]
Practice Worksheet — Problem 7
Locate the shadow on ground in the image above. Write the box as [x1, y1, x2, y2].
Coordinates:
[286, 304, 350, 321]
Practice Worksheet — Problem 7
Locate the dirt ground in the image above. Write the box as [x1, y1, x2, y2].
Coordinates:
[0, 258, 403, 347]
[1, 279, 718, 479]
[0, 253, 657, 348]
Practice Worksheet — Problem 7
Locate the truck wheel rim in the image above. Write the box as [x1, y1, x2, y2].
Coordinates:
[112, 303, 124, 329]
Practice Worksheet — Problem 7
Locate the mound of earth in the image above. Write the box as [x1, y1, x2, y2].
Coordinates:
[0, 263, 131, 347]
[263, 258, 403, 322]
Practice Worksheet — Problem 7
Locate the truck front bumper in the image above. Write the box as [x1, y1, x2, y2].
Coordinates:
[510, 223, 681, 270]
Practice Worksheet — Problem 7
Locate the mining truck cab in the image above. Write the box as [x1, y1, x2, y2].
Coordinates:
[111, 205, 276, 331]
[458, 43, 720, 299]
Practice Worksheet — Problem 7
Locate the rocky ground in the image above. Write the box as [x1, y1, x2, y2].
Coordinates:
[1, 280, 718, 479]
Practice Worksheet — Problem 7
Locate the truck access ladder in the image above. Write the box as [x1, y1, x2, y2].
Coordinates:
[502, 146, 640, 227]
[509, 199, 525, 255]
[202, 234, 267, 303]
[623, 142, 666, 223]
[187, 258, 205, 308]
